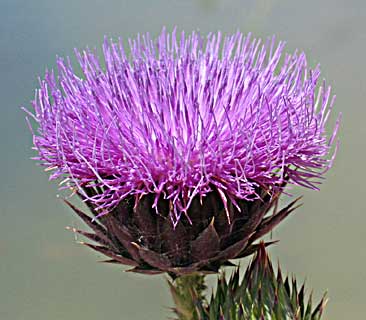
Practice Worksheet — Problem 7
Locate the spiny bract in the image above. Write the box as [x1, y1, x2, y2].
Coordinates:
[170, 243, 327, 320]
[65, 187, 299, 275]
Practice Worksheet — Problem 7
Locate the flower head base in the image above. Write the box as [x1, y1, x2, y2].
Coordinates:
[65, 186, 300, 275]
[27, 29, 339, 225]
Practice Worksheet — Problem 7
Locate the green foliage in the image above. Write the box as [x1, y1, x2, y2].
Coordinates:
[170, 243, 327, 320]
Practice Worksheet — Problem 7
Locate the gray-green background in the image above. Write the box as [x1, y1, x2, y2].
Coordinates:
[1, 0, 363, 319]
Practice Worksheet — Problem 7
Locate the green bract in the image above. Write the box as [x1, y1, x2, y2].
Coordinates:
[170, 243, 327, 320]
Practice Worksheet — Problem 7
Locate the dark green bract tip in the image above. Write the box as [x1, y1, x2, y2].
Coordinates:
[171, 243, 327, 320]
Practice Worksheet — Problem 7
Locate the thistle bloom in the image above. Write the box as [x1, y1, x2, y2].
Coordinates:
[26, 29, 339, 275]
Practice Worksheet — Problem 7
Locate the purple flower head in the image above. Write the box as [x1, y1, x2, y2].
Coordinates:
[27, 29, 340, 225]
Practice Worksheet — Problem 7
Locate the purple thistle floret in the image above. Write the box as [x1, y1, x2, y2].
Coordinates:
[26, 29, 340, 225]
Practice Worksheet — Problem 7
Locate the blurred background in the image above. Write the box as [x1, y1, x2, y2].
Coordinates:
[0, 0, 364, 319]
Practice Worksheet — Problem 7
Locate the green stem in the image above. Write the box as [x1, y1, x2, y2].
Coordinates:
[169, 274, 207, 320]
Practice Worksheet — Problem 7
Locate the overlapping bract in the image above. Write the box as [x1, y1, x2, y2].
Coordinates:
[28, 29, 339, 223]
[66, 187, 299, 276]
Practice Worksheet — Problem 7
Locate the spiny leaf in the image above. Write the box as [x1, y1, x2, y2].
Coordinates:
[189, 243, 327, 320]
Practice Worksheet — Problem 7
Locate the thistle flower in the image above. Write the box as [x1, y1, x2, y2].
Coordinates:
[26, 29, 339, 275]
